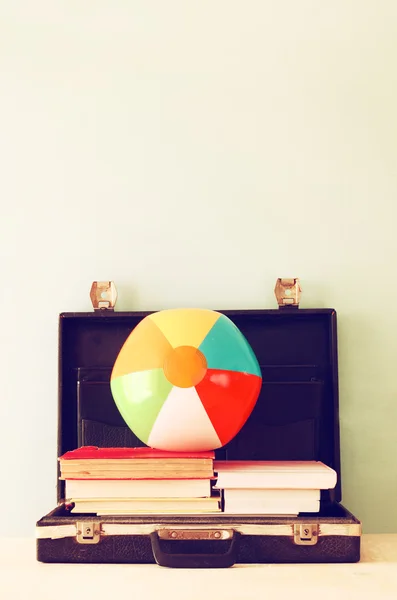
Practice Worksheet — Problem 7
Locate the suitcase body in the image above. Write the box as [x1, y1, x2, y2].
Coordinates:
[36, 307, 361, 566]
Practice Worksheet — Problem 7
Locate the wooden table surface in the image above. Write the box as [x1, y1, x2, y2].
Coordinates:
[1, 534, 396, 600]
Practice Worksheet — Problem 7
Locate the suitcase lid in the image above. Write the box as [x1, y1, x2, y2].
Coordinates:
[57, 308, 341, 503]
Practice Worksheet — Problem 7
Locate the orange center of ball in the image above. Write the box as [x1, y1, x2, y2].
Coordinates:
[163, 346, 207, 388]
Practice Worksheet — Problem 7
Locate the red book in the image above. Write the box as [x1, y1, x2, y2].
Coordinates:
[59, 446, 215, 461]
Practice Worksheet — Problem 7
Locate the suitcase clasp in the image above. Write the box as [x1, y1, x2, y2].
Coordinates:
[293, 523, 318, 546]
[76, 521, 101, 544]
[275, 278, 302, 308]
[90, 281, 118, 311]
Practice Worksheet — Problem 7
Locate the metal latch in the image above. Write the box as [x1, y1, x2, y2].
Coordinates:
[76, 521, 101, 544]
[158, 528, 233, 541]
[90, 281, 118, 311]
[274, 278, 302, 308]
[293, 524, 319, 546]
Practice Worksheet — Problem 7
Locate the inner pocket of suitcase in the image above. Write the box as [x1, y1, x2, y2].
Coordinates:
[80, 418, 145, 448]
[260, 364, 323, 382]
[254, 380, 324, 425]
[77, 376, 146, 448]
[76, 368, 325, 457]
[226, 380, 324, 461]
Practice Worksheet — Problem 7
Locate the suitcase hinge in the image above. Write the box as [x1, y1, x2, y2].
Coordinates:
[90, 281, 118, 311]
[76, 521, 102, 544]
[274, 278, 302, 308]
[293, 523, 319, 546]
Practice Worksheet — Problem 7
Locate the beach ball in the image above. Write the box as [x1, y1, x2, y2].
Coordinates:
[110, 308, 262, 452]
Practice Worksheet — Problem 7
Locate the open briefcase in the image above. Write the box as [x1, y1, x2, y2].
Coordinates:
[36, 280, 361, 567]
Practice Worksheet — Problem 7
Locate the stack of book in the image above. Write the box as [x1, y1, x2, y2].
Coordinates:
[214, 460, 337, 515]
[59, 446, 220, 515]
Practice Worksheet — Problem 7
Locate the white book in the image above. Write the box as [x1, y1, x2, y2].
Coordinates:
[223, 500, 320, 515]
[214, 461, 337, 490]
[224, 488, 320, 503]
[223, 488, 321, 515]
[65, 478, 211, 499]
[71, 496, 221, 514]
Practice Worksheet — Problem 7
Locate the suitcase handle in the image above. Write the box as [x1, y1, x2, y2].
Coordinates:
[150, 530, 239, 568]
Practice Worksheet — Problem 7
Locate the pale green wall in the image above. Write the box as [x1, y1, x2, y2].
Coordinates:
[1, 2, 396, 535]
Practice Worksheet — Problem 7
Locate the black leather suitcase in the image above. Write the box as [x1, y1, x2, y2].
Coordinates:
[36, 304, 361, 567]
